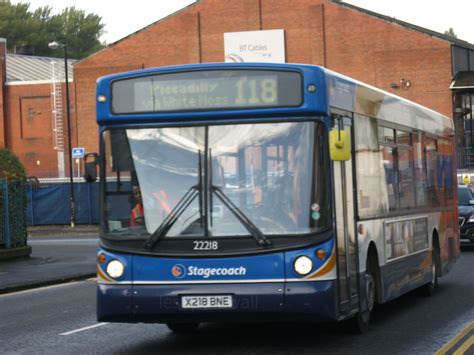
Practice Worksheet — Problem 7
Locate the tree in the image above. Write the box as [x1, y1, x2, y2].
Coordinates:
[0, 148, 26, 181]
[0, 2, 42, 51]
[0, 148, 28, 249]
[48, 7, 105, 59]
[444, 27, 458, 39]
[0, 1, 105, 59]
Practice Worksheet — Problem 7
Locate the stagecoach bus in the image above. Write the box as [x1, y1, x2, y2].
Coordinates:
[90, 63, 459, 333]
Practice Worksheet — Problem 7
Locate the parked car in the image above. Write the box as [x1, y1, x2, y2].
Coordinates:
[458, 185, 474, 248]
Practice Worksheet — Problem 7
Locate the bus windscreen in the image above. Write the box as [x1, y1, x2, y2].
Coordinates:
[111, 70, 302, 113]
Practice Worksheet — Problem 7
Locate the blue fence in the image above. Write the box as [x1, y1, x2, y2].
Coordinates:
[27, 182, 100, 225]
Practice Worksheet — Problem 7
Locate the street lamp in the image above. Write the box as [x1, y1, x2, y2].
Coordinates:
[48, 41, 75, 227]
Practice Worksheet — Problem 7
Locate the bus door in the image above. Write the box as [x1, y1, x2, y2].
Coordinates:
[331, 112, 359, 316]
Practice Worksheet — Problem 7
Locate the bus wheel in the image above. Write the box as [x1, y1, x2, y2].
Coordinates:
[420, 240, 439, 297]
[166, 322, 200, 334]
[347, 256, 376, 334]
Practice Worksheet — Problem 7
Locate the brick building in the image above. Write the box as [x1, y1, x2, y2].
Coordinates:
[73, 0, 474, 169]
[0, 38, 76, 178]
[3, 0, 474, 176]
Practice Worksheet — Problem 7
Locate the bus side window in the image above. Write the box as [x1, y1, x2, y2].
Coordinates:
[380, 145, 399, 211]
[443, 140, 455, 206]
[397, 130, 415, 210]
[437, 139, 451, 207]
[424, 136, 439, 207]
[379, 126, 399, 211]
[413, 132, 427, 206]
[354, 114, 388, 218]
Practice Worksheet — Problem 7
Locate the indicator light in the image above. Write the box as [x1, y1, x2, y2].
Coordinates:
[97, 253, 106, 264]
[315, 249, 326, 260]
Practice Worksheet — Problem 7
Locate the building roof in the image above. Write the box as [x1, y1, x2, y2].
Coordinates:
[6, 54, 75, 83]
[335, 1, 474, 50]
[450, 71, 474, 90]
[77, 0, 474, 68]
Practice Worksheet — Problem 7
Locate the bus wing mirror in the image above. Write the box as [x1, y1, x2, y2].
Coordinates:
[84, 153, 98, 183]
[329, 129, 351, 161]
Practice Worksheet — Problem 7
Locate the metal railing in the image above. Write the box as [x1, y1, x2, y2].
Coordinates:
[457, 149, 474, 170]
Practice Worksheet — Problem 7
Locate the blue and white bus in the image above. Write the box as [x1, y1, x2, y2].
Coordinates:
[91, 63, 459, 333]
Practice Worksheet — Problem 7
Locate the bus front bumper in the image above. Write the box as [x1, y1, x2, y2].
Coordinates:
[97, 280, 338, 323]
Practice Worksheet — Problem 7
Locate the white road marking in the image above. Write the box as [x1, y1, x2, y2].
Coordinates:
[60, 323, 109, 336]
[28, 239, 99, 244]
[0, 280, 92, 298]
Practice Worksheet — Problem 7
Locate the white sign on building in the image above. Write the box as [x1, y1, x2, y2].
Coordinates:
[224, 29, 285, 63]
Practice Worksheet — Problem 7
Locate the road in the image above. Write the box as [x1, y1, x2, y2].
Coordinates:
[1, 251, 473, 354]
[0, 236, 98, 293]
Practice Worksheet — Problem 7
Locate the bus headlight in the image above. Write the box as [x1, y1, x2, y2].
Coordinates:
[294, 256, 313, 276]
[106, 260, 124, 279]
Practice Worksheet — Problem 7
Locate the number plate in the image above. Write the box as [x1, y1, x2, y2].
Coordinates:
[181, 295, 233, 309]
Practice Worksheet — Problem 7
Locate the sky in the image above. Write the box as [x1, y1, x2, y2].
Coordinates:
[14, 0, 474, 45]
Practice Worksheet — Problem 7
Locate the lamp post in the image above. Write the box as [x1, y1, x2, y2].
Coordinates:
[48, 41, 75, 227]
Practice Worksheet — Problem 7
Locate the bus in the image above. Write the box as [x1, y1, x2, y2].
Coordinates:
[90, 63, 459, 333]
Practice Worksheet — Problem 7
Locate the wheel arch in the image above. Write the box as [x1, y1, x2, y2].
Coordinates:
[432, 228, 441, 277]
[366, 241, 382, 304]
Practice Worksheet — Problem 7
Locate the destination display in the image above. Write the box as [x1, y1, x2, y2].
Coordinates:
[111, 70, 302, 113]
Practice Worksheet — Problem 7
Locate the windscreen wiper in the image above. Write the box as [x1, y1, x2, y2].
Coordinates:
[144, 185, 199, 250]
[211, 185, 271, 246]
[144, 151, 204, 250]
[209, 148, 213, 228]
[198, 150, 204, 228]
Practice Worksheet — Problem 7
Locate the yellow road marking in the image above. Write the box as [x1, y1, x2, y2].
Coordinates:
[436, 322, 474, 355]
[453, 336, 473, 355]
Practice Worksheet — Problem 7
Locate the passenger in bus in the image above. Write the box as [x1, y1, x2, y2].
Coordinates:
[130, 185, 145, 227]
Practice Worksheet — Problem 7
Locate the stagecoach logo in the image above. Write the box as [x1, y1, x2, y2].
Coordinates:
[171, 264, 248, 279]
[171, 264, 186, 278]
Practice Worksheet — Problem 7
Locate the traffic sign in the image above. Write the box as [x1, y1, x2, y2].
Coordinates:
[72, 147, 85, 158]
[463, 174, 471, 185]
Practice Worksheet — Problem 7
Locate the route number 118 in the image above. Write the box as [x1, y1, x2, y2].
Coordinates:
[234, 77, 278, 105]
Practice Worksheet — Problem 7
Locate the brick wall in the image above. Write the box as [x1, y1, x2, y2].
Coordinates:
[324, 3, 452, 114]
[5, 82, 76, 177]
[74, 0, 454, 153]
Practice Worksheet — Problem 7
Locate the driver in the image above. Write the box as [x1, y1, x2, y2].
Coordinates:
[130, 185, 145, 227]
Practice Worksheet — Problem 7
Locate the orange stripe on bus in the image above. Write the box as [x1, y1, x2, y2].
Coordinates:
[308, 249, 336, 279]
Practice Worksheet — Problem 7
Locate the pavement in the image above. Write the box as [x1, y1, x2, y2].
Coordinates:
[0, 225, 99, 294]
[27, 224, 99, 237]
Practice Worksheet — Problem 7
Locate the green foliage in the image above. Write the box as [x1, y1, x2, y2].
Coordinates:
[0, 180, 28, 248]
[0, 1, 105, 59]
[444, 27, 458, 39]
[0, 148, 27, 181]
[0, 149, 27, 248]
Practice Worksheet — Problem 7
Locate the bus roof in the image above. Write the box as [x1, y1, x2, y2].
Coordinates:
[324, 67, 453, 137]
[96, 62, 453, 137]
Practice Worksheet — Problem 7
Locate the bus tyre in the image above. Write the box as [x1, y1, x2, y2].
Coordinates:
[420, 242, 439, 297]
[166, 322, 200, 334]
[346, 260, 376, 334]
